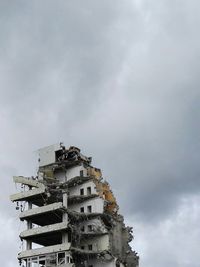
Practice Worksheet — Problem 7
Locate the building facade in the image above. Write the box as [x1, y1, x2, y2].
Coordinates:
[10, 144, 139, 267]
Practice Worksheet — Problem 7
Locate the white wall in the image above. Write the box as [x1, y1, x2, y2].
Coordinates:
[38, 144, 60, 167]
[69, 197, 104, 213]
[80, 234, 109, 251]
[54, 165, 88, 183]
[69, 180, 96, 196]
[79, 218, 108, 234]
[66, 165, 87, 180]
[54, 169, 66, 182]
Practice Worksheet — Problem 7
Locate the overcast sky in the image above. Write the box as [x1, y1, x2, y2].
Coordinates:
[0, 1, 200, 266]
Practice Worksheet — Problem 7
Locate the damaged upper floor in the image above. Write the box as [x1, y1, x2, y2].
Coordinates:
[10, 144, 139, 267]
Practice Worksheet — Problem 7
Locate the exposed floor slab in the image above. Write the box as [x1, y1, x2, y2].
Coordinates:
[20, 221, 68, 239]
[18, 243, 71, 259]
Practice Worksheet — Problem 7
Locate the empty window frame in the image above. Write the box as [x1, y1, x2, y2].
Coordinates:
[87, 186, 92, 195]
[88, 244, 93, 251]
[39, 256, 46, 267]
[27, 257, 38, 267]
[80, 207, 84, 213]
[80, 170, 84, 177]
[66, 256, 74, 264]
[57, 253, 65, 265]
[68, 232, 72, 242]
[81, 246, 85, 250]
[88, 225, 93, 232]
[81, 225, 85, 232]
[80, 188, 84, 195]
[87, 205, 92, 213]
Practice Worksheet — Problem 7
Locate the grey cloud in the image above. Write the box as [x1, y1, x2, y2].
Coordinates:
[131, 195, 200, 267]
[0, 1, 200, 267]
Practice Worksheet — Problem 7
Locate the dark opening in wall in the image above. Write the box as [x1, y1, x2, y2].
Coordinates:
[80, 207, 84, 213]
[58, 252, 65, 265]
[88, 244, 93, 251]
[88, 225, 93, 232]
[80, 188, 84, 195]
[87, 187, 91, 195]
[68, 232, 72, 242]
[87, 205, 92, 213]
[81, 225, 85, 232]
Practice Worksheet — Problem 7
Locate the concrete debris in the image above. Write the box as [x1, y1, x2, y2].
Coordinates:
[10, 143, 139, 267]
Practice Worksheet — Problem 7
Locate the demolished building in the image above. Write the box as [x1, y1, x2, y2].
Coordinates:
[10, 143, 139, 267]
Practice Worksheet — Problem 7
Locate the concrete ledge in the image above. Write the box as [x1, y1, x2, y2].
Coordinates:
[10, 187, 46, 202]
[71, 247, 105, 255]
[13, 176, 45, 189]
[19, 202, 64, 220]
[20, 221, 68, 239]
[68, 194, 98, 204]
[18, 243, 70, 259]
[64, 176, 92, 188]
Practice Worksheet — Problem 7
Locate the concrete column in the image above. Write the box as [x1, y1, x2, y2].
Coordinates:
[62, 190, 68, 243]
[26, 201, 32, 251]
[27, 260, 30, 267]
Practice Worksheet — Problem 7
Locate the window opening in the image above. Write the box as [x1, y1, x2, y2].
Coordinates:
[80, 207, 84, 213]
[39, 256, 46, 266]
[88, 225, 93, 232]
[57, 252, 65, 265]
[88, 244, 93, 251]
[66, 256, 70, 263]
[80, 188, 84, 196]
[87, 205, 92, 213]
[68, 232, 72, 242]
[87, 186, 92, 195]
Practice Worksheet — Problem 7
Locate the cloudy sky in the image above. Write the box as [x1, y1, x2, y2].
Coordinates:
[0, 1, 200, 266]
